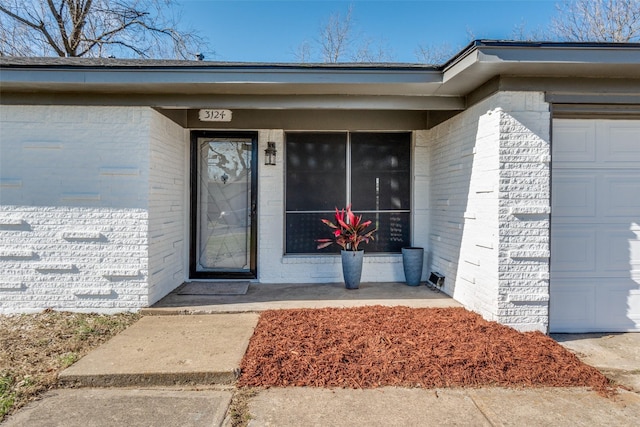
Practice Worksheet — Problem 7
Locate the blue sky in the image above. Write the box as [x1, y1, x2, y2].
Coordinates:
[178, 0, 559, 63]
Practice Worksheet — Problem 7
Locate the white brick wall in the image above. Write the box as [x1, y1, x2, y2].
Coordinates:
[413, 131, 430, 280]
[1, 96, 551, 325]
[426, 100, 501, 318]
[147, 111, 187, 305]
[0, 105, 153, 313]
[496, 93, 551, 332]
[425, 92, 550, 332]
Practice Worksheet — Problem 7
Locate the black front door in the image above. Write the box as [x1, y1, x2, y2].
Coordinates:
[190, 131, 257, 279]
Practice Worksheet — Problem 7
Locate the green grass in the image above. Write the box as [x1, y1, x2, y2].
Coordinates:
[0, 311, 140, 421]
[58, 353, 79, 368]
[0, 372, 16, 420]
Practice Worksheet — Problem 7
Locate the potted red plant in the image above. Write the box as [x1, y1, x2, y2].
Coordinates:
[317, 205, 377, 289]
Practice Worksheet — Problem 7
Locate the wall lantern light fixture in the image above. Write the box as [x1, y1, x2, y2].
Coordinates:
[264, 141, 277, 166]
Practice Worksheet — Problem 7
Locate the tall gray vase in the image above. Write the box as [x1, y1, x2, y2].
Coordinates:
[402, 247, 424, 286]
[341, 250, 364, 289]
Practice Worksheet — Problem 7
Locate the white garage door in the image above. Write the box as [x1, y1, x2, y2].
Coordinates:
[551, 119, 640, 333]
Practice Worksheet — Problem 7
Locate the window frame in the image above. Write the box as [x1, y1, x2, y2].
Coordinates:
[284, 130, 412, 255]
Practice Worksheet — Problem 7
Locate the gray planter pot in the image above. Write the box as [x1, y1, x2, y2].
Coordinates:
[402, 247, 424, 286]
[341, 250, 364, 289]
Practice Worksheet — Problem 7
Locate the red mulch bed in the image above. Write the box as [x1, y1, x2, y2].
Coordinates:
[238, 306, 614, 395]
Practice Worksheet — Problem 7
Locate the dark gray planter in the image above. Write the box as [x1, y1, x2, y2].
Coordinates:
[341, 250, 364, 289]
[402, 247, 424, 286]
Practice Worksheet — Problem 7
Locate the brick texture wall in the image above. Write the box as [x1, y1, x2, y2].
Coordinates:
[496, 93, 551, 332]
[1, 95, 550, 326]
[148, 111, 187, 305]
[425, 92, 550, 332]
[0, 105, 153, 313]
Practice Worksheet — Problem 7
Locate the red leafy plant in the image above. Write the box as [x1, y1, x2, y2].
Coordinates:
[317, 205, 377, 251]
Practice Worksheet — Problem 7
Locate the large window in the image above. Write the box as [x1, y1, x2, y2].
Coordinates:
[286, 132, 411, 254]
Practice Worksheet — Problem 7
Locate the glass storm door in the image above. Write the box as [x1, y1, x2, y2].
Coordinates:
[190, 131, 257, 279]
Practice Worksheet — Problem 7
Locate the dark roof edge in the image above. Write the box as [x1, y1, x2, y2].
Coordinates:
[0, 57, 434, 71]
[3, 40, 640, 71]
[1, 40, 640, 78]
[440, 39, 640, 70]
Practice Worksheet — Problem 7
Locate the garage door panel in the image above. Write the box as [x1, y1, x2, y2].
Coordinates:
[602, 175, 640, 217]
[551, 230, 596, 274]
[599, 227, 640, 275]
[551, 174, 596, 217]
[553, 122, 596, 163]
[596, 285, 640, 331]
[601, 122, 640, 163]
[551, 280, 640, 332]
[550, 281, 595, 332]
[632, 229, 640, 274]
[551, 119, 640, 332]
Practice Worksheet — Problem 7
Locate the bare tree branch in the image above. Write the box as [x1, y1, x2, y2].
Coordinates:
[0, 4, 42, 31]
[551, 0, 640, 42]
[292, 40, 313, 63]
[294, 4, 393, 63]
[319, 4, 354, 63]
[414, 42, 454, 65]
[351, 37, 395, 63]
[0, 0, 208, 58]
[510, 19, 549, 41]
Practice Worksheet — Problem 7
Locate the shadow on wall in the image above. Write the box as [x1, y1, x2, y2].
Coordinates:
[428, 99, 551, 327]
[427, 107, 486, 312]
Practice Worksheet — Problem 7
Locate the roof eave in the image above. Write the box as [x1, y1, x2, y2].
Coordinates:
[1, 41, 639, 100]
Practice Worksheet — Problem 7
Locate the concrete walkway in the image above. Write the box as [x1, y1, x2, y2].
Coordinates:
[58, 313, 259, 387]
[247, 387, 640, 426]
[4, 284, 640, 426]
[553, 332, 640, 392]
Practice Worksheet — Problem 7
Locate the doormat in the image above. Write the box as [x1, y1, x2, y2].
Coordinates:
[177, 281, 250, 296]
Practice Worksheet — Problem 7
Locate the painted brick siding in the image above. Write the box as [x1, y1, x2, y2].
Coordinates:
[496, 93, 551, 332]
[426, 92, 550, 332]
[427, 99, 501, 319]
[147, 111, 187, 305]
[413, 131, 430, 279]
[0, 105, 151, 314]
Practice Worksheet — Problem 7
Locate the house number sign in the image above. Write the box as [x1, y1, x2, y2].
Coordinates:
[199, 109, 232, 122]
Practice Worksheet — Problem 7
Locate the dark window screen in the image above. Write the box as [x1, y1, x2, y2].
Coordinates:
[286, 133, 346, 211]
[285, 132, 411, 254]
[358, 211, 411, 253]
[350, 133, 411, 210]
[286, 212, 342, 254]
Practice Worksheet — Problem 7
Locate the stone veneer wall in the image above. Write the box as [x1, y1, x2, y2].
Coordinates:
[496, 93, 552, 332]
[0, 105, 156, 313]
[425, 92, 551, 332]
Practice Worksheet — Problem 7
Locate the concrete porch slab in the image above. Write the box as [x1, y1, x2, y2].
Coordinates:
[553, 333, 640, 392]
[58, 313, 259, 387]
[143, 282, 460, 315]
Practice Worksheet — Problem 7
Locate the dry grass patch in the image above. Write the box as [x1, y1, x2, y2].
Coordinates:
[239, 306, 614, 395]
[227, 388, 258, 427]
[0, 310, 140, 421]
